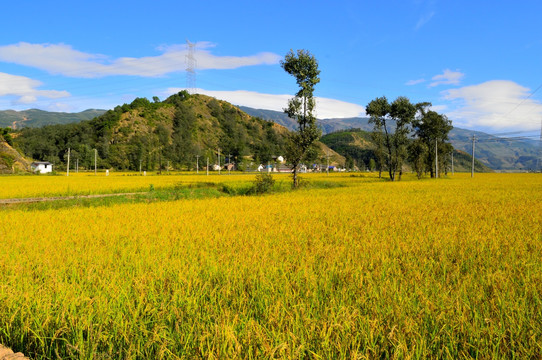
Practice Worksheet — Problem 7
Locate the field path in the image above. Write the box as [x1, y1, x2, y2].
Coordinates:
[0, 192, 146, 204]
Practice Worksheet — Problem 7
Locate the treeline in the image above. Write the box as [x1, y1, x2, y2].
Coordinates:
[13, 92, 288, 171]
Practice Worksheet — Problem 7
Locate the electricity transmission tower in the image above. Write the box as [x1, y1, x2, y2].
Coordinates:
[185, 39, 197, 94]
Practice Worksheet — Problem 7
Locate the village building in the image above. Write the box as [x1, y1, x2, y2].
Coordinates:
[30, 161, 53, 174]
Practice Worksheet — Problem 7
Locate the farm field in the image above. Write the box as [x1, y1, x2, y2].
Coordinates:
[0, 172, 265, 200]
[0, 173, 541, 359]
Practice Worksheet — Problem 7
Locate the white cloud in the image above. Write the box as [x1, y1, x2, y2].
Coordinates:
[0, 72, 70, 104]
[429, 69, 464, 87]
[315, 97, 367, 119]
[165, 88, 366, 119]
[406, 78, 426, 86]
[46, 102, 73, 112]
[0, 42, 281, 78]
[429, 104, 448, 112]
[443, 80, 542, 131]
[415, 11, 435, 30]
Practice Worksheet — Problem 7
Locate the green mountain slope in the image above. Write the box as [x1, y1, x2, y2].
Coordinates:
[448, 128, 539, 171]
[0, 109, 107, 129]
[13, 93, 332, 171]
[319, 129, 375, 169]
[451, 149, 493, 173]
[241, 106, 538, 171]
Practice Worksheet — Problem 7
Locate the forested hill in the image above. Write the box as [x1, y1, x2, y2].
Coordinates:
[0, 109, 106, 129]
[13, 92, 294, 171]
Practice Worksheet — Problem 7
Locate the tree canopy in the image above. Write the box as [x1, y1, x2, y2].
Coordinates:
[280, 49, 321, 188]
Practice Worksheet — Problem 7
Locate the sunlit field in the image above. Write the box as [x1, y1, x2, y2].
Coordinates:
[0, 171, 368, 200]
[0, 173, 541, 359]
[0, 171, 255, 199]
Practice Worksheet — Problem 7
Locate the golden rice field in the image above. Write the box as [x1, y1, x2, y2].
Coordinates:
[0, 172, 541, 359]
[0, 171, 264, 199]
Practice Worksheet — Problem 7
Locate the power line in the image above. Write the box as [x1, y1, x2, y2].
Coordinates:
[537, 119, 542, 172]
[451, 135, 539, 145]
[502, 82, 542, 119]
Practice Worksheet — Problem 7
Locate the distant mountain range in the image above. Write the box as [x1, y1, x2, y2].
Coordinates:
[0, 109, 106, 129]
[240, 106, 541, 171]
[1, 104, 539, 171]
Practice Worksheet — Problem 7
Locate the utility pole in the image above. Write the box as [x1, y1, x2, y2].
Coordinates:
[471, 135, 476, 178]
[435, 139, 438, 178]
[94, 149, 97, 175]
[537, 118, 542, 173]
[217, 147, 221, 175]
[451, 150, 454, 175]
[139, 159, 142, 175]
[206, 157, 209, 176]
[66, 148, 70, 176]
[76, 158, 79, 173]
[196, 155, 200, 174]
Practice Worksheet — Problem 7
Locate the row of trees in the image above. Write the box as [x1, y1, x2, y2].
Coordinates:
[366, 96, 453, 181]
[281, 49, 454, 186]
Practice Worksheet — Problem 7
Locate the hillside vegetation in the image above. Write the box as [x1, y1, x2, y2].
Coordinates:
[6, 104, 537, 171]
[0, 130, 30, 174]
[13, 92, 302, 171]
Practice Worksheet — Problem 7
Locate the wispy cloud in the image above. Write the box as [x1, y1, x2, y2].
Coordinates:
[415, 11, 435, 30]
[0, 72, 69, 104]
[0, 42, 281, 78]
[443, 80, 542, 131]
[406, 78, 426, 86]
[429, 69, 464, 87]
[165, 88, 366, 119]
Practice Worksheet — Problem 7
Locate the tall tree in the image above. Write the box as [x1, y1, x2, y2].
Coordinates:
[281, 49, 321, 188]
[366, 96, 416, 181]
[371, 129, 386, 178]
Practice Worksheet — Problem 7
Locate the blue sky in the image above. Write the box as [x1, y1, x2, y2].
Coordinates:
[1, 0, 541, 135]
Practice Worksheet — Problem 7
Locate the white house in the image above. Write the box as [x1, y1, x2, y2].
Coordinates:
[31, 161, 53, 174]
